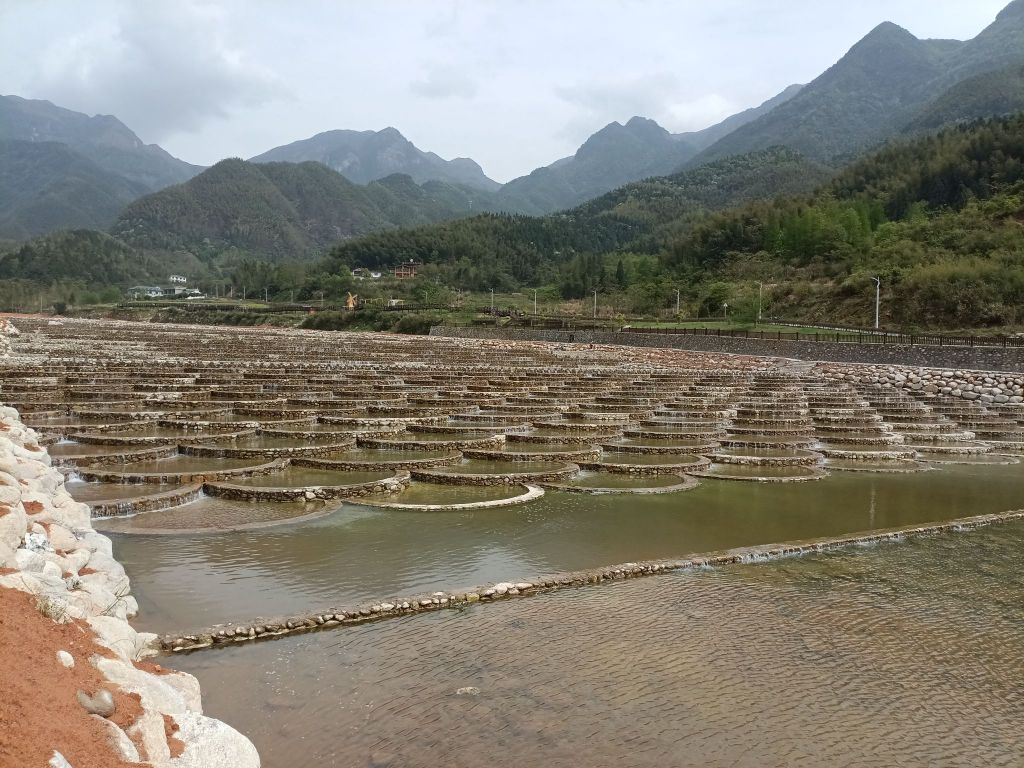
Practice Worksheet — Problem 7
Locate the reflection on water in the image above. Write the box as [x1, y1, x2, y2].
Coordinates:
[168, 521, 1024, 768]
[67, 480, 181, 502]
[97, 496, 327, 533]
[114, 463, 1024, 633]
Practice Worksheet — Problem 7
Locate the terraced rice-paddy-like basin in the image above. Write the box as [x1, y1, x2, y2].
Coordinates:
[66, 479, 183, 503]
[95, 497, 333, 534]
[6, 317, 1024, 768]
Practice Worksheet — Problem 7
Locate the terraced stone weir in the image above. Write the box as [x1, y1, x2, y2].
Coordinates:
[3, 317, 1024, 768]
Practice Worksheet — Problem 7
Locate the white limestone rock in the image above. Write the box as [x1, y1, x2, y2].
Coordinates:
[88, 616, 153, 661]
[94, 716, 141, 762]
[160, 712, 261, 768]
[0, 502, 27, 550]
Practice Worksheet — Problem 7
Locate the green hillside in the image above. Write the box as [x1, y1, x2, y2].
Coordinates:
[112, 159, 487, 262]
[694, 4, 1024, 166]
[905, 64, 1024, 133]
[0, 140, 148, 239]
[667, 116, 1024, 327]
[321, 114, 1024, 328]
[0, 230, 158, 285]
[325, 147, 830, 290]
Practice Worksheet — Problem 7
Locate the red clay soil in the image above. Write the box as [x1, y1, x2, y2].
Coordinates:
[22, 501, 44, 514]
[0, 587, 143, 768]
[163, 714, 185, 759]
[134, 659, 175, 676]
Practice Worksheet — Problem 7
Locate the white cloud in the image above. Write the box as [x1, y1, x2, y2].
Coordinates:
[409, 65, 479, 100]
[662, 94, 741, 133]
[552, 72, 679, 144]
[30, 0, 289, 143]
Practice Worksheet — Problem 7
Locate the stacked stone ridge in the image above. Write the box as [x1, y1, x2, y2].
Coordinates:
[0, 401, 260, 767]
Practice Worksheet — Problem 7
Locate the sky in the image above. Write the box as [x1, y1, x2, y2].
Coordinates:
[0, 0, 1011, 182]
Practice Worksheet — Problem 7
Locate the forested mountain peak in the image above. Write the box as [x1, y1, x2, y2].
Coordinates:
[688, 4, 1024, 167]
[997, 0, 1024, 21]
[0, 95, 201, 239]
[109, 157, 494, 262]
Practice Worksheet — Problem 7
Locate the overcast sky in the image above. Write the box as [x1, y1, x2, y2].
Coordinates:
[0, 0, 1010, 182]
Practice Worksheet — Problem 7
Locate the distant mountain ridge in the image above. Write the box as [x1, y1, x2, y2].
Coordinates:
[492, 85, 805, 215]
[692, 2, 1024, 165]
[250, 127, 500, 191]
[0, 95, 201, 239]
[4, 0, 1024, 250]
[111, 158, 490, 261]
[0, 95, 201, 191]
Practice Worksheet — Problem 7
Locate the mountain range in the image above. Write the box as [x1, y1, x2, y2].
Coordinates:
[0, 95, 201, 239]
[1, 0, 1024, 262]
[490, 85, 805, 215]
[691, 2, 1024, 166]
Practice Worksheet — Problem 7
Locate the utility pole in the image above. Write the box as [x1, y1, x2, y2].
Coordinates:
[593, 289, 598, 319]
[264, 287, 268, 303]
[534, 289, 538, 315]
[490, 288, 494, 313]
[757, 282, 763, 324]
[675, 289, 680, 315]
[872, 276, 881, 329]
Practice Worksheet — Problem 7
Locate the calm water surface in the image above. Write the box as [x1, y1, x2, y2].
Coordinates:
[168, 520, 1024, 768]
[115, 463, 1024, 633]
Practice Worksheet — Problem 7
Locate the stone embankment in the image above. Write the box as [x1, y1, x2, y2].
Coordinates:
[431, 326, 1024, 372]
[0, 406, 260, 767]
[820, 363, 1024, 404]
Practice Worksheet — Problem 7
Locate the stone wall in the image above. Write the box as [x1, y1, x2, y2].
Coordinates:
[818, 363, 1024, 403]
[0, 406, 260, 767]
[409, 463, 579, 486]
[90, 483, 205, 518]
[204, 472, 409, 502]
[431, 327, 1024, 373]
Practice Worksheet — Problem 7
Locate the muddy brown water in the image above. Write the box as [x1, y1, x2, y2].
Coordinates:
[167, 520, 1024, 768]
[112, 463, 1024, 635]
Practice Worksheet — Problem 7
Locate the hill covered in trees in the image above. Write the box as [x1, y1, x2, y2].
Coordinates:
[0, 96, 200, 239]
[666, 115, 1024, 327]
[112, 159, 490, 262]
[324, 147, 830, 291]
[693, 3, 1024, 166]
[321, 114, 1024, 329]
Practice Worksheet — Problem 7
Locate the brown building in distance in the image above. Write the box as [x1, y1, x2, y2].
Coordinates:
[393, 260, 421, 279]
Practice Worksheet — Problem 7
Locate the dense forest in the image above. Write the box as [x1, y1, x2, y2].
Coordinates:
[112, 159, 488, 261]
[323, 148, 829, 295]
[322, 115, 1024, 327]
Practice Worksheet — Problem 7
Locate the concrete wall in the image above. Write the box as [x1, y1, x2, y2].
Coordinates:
[431, 327, 1024, 373]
